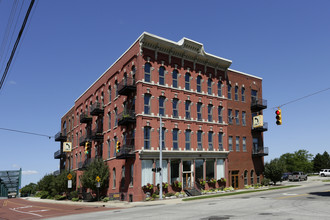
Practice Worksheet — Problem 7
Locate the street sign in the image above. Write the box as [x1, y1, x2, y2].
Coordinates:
[96, 176, 100, 182]
[68, 180, 72, 188]
[96, 182, 100, 188]
[67, 173, 72, 180]
[63, 142, 72, 152]
[253, 115, 263, 128]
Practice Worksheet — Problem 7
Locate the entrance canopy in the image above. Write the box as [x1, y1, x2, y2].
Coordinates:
[0, 169, 21, 197]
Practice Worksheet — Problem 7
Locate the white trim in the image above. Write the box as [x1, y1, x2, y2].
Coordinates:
[228, 68, 262, 80]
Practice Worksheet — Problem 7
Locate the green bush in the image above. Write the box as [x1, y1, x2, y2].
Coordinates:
[54, 195, 66, 200]
[165, 192, 174, 197]
[72, 197, 79, 202]
[70, 191, 78, 199]
[261, 178, 270, 186]
[39, 191, 49, 199]
[102, 197, 110, 202]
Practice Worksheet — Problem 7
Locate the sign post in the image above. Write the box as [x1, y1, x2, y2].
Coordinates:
[96, 176, 100, 201]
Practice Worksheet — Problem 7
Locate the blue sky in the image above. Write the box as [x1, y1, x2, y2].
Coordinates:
[0, 0, 329, 187]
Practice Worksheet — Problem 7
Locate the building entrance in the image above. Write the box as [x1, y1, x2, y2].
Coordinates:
[183, 172, 192, 189]
[231, 170, 239, 189]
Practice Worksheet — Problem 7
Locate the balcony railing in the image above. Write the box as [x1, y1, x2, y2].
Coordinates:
[55, 131, 67, 142]
[91, 128, 103, 141]
[78, 158, 95, 170]
[116, 139, 135, 159]
[118, 110, 136, 126]
[80, 111, 92, 123]
[252, 122, 268, 132]
[251, 97, 267, 112]
[118, 77, 136, 96]
[54, 150, 66, 159]
[79, 134, 91, 146]
[90, 102, 104, 116]
[252, 146, 269, 157]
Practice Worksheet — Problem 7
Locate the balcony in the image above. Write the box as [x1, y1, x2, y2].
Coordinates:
[118, 110, 136, 126]
[252, 122, 268, 132]
[118, 77, 136, 96]
[78, 158, 95, 170]
[79, 134, 91, 146]
[55, 131, 67, 142]
[80, 112, 92, 123]
[251, 98, 267, 112]
[91, 128, 103, 141]
[116, 139, 135, 159]
[90, 102, 104, 116]
[253, 146, 269, 157]
[54, 150, 66, 159]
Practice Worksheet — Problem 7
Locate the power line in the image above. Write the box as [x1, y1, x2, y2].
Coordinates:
[0, 0, 35, 91]
[0, 127, 52, 139]
[270, 87, 330, 110]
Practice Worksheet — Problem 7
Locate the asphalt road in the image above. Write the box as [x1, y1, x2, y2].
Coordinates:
[46, 176, 330, 220]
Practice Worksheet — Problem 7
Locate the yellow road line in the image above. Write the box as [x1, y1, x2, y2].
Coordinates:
[276, 194, 308, 199]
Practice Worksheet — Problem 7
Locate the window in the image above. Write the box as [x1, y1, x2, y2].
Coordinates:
[242, 111, 246, 126]
[114, 108, 118, 127]
[206, 159, 215, 179]
[250, 170, 254, 185]
[132, 65, 136, 84]
[144, 126, 151, 149]
[229, 136, 233, 151]
[75, 154, 77, 169]
[195, 159, 204, 180]
[109, 86, 112, 103]
[113, 168, 116, 188]
[218, 132, 223, 151]
[251, 89, 257, 103]
[218, 81, 222, 97]
[159, 66, 165, 85]
[208, 104, 213, 122]
[130, 164, 134, 186]
[142, 160, 153, 186]
[159, 96, 165, 116]
[144, 63, 151, 82]
[218, 106, 223, 123]
[185, 100, 191, 120]
[172, 128, 179, 150]
[228, 109, 233, 124]
[228, 84, 232, 99]
[121, 166, 125, 188]
[159, 127, 165, 149]
[185, 73, 190, 90]
[185, 130, 191, 150]
[144, 94, 151, 114]
[243, 137, 247, 152]
[108, 112, 111, 129]
[170, 160, 180, 183]
[115, 80, 118, 97]
[244, 170, 248, 185]
[197, 131, 202, 150]
[107, 140, 111, 159]
[208, 132, 213, 150]
[172, 98, 178, 118]
[196, 76, 202, 92]
[207, 78, 212, 95]
[241, 87, 245, 102]
[235, 86, 239, 101]
[236, 136, 240, 152]
[114, 136, 117, 157]
[172, 69, 178, 88]
[193, 102, 201, 122]
[235, 110, 239, 125]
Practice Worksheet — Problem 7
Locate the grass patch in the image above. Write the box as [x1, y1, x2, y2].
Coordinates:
[182, 185, 300, 201]
[322, 180, 330, 182]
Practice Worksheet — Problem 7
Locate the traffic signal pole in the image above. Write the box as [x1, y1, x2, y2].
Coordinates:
[159, 116, 163, 200]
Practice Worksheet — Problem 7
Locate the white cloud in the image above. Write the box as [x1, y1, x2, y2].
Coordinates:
[12, 164, 20, 168]
[22, 170, 38, 175]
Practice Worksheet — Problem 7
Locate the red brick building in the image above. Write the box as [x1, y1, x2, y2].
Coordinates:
[54, 32, 267, 202]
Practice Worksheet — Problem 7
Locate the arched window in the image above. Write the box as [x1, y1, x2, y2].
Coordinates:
[185, 129, 191, 150]
[196, 76, 202, 93]
[159, 66, 165, 85]
[185, 73, 190, 90]
[159, 96, 165, 116]
[244, 170, 248, 185]
[144, 126, 151, 149]
[235, 86, 239, 101]
[241, 87, 245, 102]
[172, 69, 178, 88]
[63, 121, 67, 135]
[251, 170, 254, 185]
[115, 80, 118, 97]
[218, 81, 222, 97]
[144, 94, 151, 115]
[108, 86, 112, 103]
[132, 65, 136, 84]
[144, 63, 151, 82]
[228, 84, 232, 100]
[207, 78, 212, 95]
[113, 168, 116, 188]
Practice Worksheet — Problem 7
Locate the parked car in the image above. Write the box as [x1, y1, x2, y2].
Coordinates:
[319, 169, 330, 177]
[281, 172, 291, 181]
[288, 171, 307, 181]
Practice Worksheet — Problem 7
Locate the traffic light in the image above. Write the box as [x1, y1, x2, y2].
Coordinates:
[152, 167, 162, 172]
[275, 108, 282, 125]
[85, 142, 90, 154]
[116, 141, 121, 153]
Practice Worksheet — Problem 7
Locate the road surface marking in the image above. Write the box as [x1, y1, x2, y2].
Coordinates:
[3, 200, 8, 206]
[276, 194, 308, 199]
[9, 206, 44, 217]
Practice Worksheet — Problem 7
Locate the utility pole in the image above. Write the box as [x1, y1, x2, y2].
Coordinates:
[159, 116, 163, 200]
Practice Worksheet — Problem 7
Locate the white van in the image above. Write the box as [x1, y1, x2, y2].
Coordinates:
[319, 169, 330, 177]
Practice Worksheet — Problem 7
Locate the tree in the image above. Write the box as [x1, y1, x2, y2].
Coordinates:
[313, 151, 330, 172]
[81, 159, 109, 194]
[264, 158, 285, 185]
[279, 149, 313, 173]
[21, 183, 37, 197]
